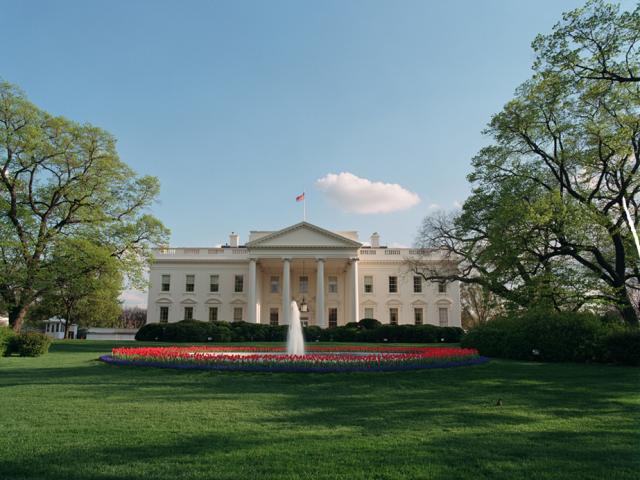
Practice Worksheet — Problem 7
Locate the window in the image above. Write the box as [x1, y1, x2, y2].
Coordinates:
[413, 276, 422, 293]
[389, 308, 399, 325]
[184, 306, 193, 320]
[270, 308, 279, 326]
[161, 275, 170, 292]
[160, 306, 169, 323]
[234, 275, 244, 293]
[439, 307, 448, 327]
[328, 276, 338, 294]
[270, 276, 279, 294]
[209, 307, 218, 322]
[414, 308, 423, 325]
[299, 276, 308, 294]
[364, 307, 374, 319]
[186, 275, 195, 292]
[389, 276, 398, 293]
[328, 308, 338, 328]
[364, 276, 373, 293]
[210, 275, 219, 293]
[233, 307, 243, 322]
[438, 282, 447, 294]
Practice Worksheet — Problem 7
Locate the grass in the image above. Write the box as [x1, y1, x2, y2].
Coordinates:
[0, 341, 638, 480]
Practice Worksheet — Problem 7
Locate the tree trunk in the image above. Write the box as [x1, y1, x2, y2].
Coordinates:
[10, 303, 31, 333]
[617, 288, 639, 327]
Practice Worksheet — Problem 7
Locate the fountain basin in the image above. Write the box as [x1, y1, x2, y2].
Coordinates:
[100, 345, 488, 373]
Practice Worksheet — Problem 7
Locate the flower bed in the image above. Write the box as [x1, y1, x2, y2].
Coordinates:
[100, 345, 488, 373]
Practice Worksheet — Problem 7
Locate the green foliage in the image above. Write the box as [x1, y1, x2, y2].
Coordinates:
[6, 332, 52, 357]
[134, 323, 165, 341]
[33, 239, 123, 329]
[303, 325, 322, 342]
[0, 81, 169, 331]
[320, 324, 464, 343]
[0, 327, 16, 356]
[415, 0, 640, 324]
[461, 310, 624, 363]
[602, 330, 640, 366]
[358, 318, 382, 329]
[134, 321, 463, 344]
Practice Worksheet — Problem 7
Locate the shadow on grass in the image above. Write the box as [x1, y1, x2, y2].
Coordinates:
[1, 348, 638, 480]
[0, 418, 636, 480]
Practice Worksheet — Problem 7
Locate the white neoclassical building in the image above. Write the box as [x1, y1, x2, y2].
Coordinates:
[146, 222, 461, 328]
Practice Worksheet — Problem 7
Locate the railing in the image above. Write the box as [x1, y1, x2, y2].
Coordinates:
[359, 249, 377, 255]
[384, 249, 401, 255]
[155, 247, 247, 256]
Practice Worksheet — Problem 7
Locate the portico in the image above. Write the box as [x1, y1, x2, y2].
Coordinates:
[243, 223, 362, 326]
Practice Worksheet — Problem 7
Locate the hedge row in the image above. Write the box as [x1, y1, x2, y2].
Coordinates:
[135, 319, 464, 344]
[461, 310, 639, 366]
[2, 329, 52, 357]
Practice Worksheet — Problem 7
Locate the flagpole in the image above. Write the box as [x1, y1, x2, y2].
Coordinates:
[303, 193, 306, 222]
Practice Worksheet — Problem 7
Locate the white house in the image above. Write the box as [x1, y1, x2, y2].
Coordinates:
[146, 222, 461, 328]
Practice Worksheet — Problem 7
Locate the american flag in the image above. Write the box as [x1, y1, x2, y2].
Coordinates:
[296, 192, 305, 202]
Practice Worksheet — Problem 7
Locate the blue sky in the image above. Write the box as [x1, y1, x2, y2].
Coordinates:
[4, 0, 627, 306]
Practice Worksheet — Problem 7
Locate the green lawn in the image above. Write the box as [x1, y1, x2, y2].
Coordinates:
[0, 341, 638, 480]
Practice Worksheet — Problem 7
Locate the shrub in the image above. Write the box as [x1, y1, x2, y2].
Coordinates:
[358, 318, 382, 330]
[304, 325, 322, 342]
[135, 323, 165, 341]
[0, 327, 16, 356]
[168, 320, 211, 342]
[602, 330, 640, 366]
[134, 320, 464, 344]
[461, 310, 610, 363]
[8, 332, 52, 357]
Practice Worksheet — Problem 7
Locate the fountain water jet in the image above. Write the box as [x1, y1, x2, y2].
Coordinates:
[287, 301, 305, 355]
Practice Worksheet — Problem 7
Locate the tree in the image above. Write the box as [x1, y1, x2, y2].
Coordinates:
[533, 0, 640, 83]
[36, 239, 123, 336]
[0, 81, 169, 331]
[460, 283, 505, 330]
[118, 307, 147, 329]
[413, 1, 640, 326]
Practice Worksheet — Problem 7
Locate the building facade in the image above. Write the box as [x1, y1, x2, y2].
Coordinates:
[146, 222, 461, 328]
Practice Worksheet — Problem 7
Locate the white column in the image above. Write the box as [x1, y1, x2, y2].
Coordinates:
[316, 258, 325, 327]
[350, 257, 359, 322]
[248, 258, 257, 323]
[282, 258, 291, 325]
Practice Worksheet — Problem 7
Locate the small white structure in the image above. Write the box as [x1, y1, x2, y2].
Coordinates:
[43, 317, 78, 339]
[0, 314, 8, 327]
[86, 327, 138, 341]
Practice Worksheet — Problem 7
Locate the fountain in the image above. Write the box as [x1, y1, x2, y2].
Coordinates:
[104, 299, 488, 372]
[287, 300, 305, 355]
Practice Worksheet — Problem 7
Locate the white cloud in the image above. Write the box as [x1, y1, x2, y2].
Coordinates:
[119, 289, 147, 309]
[453, 200, 463, 209]
[427, 203, 440, 211]
[315, 172, 420, 214]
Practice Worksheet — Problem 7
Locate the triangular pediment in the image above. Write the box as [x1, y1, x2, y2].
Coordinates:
[246, 222, 362, 249]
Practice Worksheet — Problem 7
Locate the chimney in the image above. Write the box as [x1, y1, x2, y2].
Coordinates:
[370, 232, 380, 248]
[229, 232, 239, 247]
